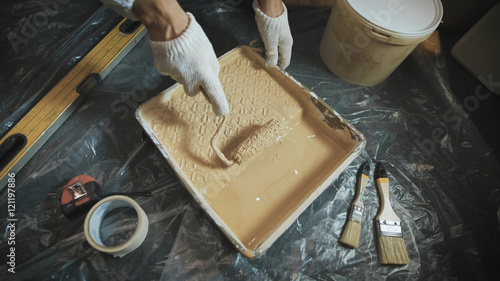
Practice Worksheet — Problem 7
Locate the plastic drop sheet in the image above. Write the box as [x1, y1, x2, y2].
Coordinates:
[1, 1, 500, 280]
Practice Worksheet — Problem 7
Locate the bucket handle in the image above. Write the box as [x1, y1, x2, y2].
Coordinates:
[369, 28, 391, 41]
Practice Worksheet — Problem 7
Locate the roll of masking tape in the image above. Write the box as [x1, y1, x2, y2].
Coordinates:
[84, 195, 148, 257]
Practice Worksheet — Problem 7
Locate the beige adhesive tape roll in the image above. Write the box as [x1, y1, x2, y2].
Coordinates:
[84, 195, 148, 257]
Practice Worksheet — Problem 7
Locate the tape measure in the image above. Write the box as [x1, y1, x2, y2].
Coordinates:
[60, 175, 151, 218]
[60, 175, 102, 217]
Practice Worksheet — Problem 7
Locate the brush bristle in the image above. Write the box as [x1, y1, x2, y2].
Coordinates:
[378, 236, 409, 265]
[339, 221, 361, 248]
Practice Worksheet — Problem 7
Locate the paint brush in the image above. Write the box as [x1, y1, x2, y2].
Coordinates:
[374, 162, 409, 265]
[339, 161, 370, 248]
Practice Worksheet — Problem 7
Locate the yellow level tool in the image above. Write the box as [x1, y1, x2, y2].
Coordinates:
[0, 19, 147, 190]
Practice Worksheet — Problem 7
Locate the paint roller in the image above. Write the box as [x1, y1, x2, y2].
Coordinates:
[199, 86, 287, 166]
[211, 117, 285, 166]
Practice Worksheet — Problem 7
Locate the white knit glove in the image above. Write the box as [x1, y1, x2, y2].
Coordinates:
[149, 13, 229, 116]
[253, 0, 293, 69]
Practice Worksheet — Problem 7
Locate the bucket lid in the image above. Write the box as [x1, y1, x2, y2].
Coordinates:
[346, 0, 443, 36]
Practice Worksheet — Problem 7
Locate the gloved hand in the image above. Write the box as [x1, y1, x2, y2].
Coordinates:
[253, 0, 293, 69]
[149, 13, 229, 116]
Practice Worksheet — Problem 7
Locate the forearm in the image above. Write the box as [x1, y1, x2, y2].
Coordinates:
[258, 0, 284, 17]
[132, 0, 189, 41]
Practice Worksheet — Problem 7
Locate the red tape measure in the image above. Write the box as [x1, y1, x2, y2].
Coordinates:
[60, 175, 101, 217]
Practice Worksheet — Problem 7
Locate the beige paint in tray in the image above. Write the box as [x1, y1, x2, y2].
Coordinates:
[137, 46, 365, 258]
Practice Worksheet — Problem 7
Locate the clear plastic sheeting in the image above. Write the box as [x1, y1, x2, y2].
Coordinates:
[1, 1, 500, 280]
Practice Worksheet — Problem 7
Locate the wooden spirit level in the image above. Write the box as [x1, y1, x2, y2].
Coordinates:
[0, 19, 146, 190]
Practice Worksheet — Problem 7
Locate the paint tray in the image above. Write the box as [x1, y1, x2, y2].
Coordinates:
[136, 46, 365, 258]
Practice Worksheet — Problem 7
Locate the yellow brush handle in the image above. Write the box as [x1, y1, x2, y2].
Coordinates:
[375, 178, 401, 222]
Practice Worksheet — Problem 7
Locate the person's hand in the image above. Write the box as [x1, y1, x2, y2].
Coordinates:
[253, 0, 293, 69]
[132, 0, 229, 116]
[148, 13, 229, 116]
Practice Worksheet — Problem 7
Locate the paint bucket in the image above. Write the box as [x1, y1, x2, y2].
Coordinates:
[319, 0, 443, 86]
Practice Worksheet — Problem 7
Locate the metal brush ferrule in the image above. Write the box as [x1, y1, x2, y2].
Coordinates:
[349, 206, 364, 223]
[377, 220, 403, 238]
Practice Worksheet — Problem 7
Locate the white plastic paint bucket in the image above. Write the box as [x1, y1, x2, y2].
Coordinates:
[319, 0, 443, 86]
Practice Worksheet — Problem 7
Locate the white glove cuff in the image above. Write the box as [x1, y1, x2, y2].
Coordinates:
[149, 13, 203, 61]
[253, 0, 288, 29]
